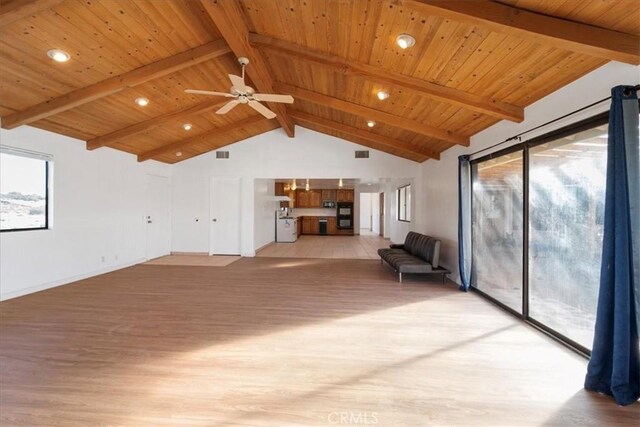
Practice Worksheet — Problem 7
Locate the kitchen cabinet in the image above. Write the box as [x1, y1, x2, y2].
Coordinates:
[328, 217, 337, 234]
[296, 189, 322, 208]
[321, 189, 336, 202]
[275, 182, 285, 196]
[337, 189, 354, 202]
[297, 190, 310, 208]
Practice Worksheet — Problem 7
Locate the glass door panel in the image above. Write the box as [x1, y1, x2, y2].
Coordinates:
[528, 124, 608, 349]
[472, 151, 524, 311]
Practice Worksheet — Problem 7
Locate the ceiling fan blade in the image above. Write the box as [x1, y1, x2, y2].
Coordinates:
[252, 93, 294, 103]
[185, 89, 234, 97]
[216, 100, 241, 115]
[228, 74, 247, 93]
[248, 100, 276, 119]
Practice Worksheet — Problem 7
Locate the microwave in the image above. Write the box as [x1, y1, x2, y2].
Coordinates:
[323, 200, 336, 208]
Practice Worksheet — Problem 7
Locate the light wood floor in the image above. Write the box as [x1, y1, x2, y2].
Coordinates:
[1, 258, 638, 426]
[257, 233, 388, 259]
[144, 254, 241, 267]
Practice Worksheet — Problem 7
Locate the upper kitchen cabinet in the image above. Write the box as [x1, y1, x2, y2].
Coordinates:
[322, 190, 336, 202]
[296, 189, 322, 208]
[337, 189, 354, 203]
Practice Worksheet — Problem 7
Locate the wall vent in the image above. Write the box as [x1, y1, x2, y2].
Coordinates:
[216, 151, 230, 159]
[355, 150, 370, 158]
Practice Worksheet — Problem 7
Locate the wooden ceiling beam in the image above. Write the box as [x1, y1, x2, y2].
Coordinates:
[289, 110, 440, 161]
[86, 99, 228, 150]
[1, 39, 231, 129]
[276, 82, 468, 146]
[249, 33, 523, 123]
[137, 115, 267, 162]
[0, 0, 64, 28]
[410, 0, 640, 65]
[199, 0, 295, 137]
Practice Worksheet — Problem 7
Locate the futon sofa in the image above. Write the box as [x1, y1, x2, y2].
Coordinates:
[378, 232, 447, 282]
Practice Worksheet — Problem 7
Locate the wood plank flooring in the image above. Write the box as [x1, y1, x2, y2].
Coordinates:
[257, 234, 388, 259]
[1, 258, 638, 426]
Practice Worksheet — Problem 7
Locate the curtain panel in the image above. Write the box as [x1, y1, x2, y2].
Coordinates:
[584, 85, 640, 406]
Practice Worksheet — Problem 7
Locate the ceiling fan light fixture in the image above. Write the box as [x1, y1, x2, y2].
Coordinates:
[135, 97, 149, 107]
[396, 34, 416, 49]
[47, 49, 70, 62]
[377, 90, 389, 100]
[182, 123, 192, 131]
[367, 120, 376, 128]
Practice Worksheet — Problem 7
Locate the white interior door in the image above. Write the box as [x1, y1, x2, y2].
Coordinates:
[145, 174, 171, 260]
[210, 177, 241, 255]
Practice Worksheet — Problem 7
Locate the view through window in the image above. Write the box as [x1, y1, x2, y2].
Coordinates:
[0, 151, 49, 231]
[397, 185, 411, 222]
[528, 123, 608, 349]
[470, 114, 612, 353]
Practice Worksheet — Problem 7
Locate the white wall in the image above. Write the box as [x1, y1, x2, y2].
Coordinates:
[254, 179, 277, 251]
[417, 62, 640, 284]
[171, 127, 419, 255]
[0, 125, 171, 300]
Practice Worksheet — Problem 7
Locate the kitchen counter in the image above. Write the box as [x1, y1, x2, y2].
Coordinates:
[297, 215, 352, 236]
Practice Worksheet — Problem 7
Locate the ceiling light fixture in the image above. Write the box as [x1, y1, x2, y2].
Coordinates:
[305, 179, 310, 191]
[291, 180, 297, 191]
[47, 49, 71, 62]
[182, 123, 192, 131]
[367, 120, 376, 128]
[396, 34, 416, 49]
[377, 91, 389, 100]
[176, 151, 183, 157]
[135, 97, 149, 107]
[338, 178, 343, 188]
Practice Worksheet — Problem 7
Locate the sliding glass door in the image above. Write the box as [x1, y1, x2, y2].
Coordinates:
[470, 114, 610, 353]
[528, 123, 607, 349]
[471, 150, 523, 312]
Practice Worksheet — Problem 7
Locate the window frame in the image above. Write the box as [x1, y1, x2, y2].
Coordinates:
[0, 150, 51, 233]
[397, 184, 411, 223]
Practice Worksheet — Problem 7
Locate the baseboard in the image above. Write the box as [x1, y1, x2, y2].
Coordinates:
[170, 251, 208, 256]
[0, 258, 145, 302]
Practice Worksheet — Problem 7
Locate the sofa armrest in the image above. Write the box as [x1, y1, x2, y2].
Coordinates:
[389, 243, 404, 249]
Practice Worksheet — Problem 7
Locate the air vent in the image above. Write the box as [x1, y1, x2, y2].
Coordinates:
[355, 150, 370, 159]
[216, 151, 229, 159]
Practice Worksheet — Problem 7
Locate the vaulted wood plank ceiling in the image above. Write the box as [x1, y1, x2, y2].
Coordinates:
[0, 0, 638, 164]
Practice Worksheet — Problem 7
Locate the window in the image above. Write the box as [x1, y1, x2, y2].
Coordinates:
[0, 149, 50, 232]
[397, 184, 411, 222]
[469, 112, 613, 354]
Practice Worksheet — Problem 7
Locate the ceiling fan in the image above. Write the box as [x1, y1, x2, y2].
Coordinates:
[184, 57, 293, 119]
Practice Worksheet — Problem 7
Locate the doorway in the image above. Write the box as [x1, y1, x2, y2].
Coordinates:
[145, 174, 171, 260]
[359, 192, 380, 235]
[210, 177, 241, 255]
[379, 192, 384, 237]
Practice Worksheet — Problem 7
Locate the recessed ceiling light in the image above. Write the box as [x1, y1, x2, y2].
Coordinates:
[377, 91, 389, 100]
[176, 151, 182, 157]
[367, 120, 376, 128]
[396, 34, 416, 49]
[183, 123, 192, 131]
[135, 97, 149, 107]
[47, 49, 70, 62]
